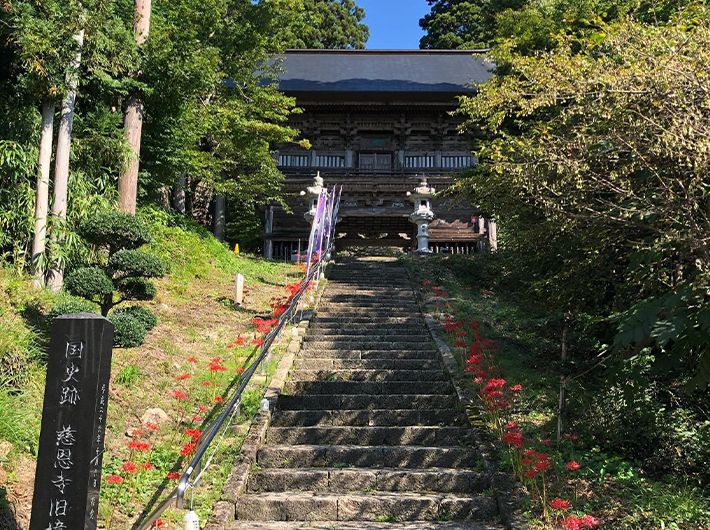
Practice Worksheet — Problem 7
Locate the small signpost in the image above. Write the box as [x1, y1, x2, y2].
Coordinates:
[235, 273, 245, 306]
[29, 313, 114, 530]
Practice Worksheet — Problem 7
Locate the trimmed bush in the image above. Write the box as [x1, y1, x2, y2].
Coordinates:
[108, 312, 147, 348]
[116, 278, 157, 301]
[113, 305, 158, 331]
[65, 267, 114, 300]
[109, 250, 167, 278]
[46, 299, 98, 322]
[78, 211, 152, 251]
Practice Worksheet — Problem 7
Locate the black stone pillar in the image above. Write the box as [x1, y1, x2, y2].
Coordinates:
[29, 313, 114, 530]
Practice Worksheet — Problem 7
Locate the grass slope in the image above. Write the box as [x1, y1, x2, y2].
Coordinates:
[0, 210, 303, 529]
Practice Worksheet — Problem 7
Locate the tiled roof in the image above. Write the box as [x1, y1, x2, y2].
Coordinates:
[272, 49, 494, 93]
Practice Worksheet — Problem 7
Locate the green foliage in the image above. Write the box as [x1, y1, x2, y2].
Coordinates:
[46, 298, 98, 322]
[0, 386, 41, 455]
[109, 249, 167, 278]
[113, 305, 158, 332]
[285, 0, 369, 49]
[108, 312, 147, 348]
[115, 277, 157, 301]
[64, 267, 114, 300]
[78, 211, 152, 252]
[115, 364, 140, 388]
[457, 6, 710, 388]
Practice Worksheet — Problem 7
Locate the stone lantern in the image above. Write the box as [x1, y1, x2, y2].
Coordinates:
[407, 178, 436, 253]
[299, 172, 324, 223]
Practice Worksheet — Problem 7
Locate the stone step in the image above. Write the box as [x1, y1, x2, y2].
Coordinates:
[308, 329, 429, 337]
[293, 359, 440, 370]
[315, 317, 421, 324]
[305, 342, 433, 351]
[312, 324, 425, 331]
[302, 350, 438, 360]
[283, 380, 453, 396]
[227, 522, 505, 530]
[277, 394, 459, 411]
[267, 426, 469, 446]
[289, 369, 447, 382]
[320, 301, 418, 307]
[304, 334, 429, 342]
[247, 467, 488, 493]
[271, 409, 465, 427]
[236, 492, 497, 521]
[257, 445, 479, 469]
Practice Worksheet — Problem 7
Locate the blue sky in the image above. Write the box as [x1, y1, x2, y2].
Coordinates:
[358, 0, 431, 49]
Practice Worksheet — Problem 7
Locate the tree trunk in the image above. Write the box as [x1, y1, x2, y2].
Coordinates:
[31, 99, 56, 288]
[173, 174, 186, 213]
[117, 0, 152, 214]
[214, 194, 226, 241]
[47, 29, 85, 293]
[557, 312, 571, 447]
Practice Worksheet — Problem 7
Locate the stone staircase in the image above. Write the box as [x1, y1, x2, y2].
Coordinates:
[229, 256, 504, 530]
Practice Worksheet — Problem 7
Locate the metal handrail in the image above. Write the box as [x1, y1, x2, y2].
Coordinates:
[135, 246, 331, 530]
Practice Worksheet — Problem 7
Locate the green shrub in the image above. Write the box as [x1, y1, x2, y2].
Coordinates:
[108, 313, 147, 348]
[65, 267, 114, 300]
[113, 305, 158, 331]
[46, 298, 98, 322]
[109, 249, 167, 278]
[116, 277, 157, 300]
[78, 211, 152, 251]
[115, 364, 140, 388]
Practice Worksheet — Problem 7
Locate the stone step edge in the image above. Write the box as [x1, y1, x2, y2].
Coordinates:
[222, 521, 505, 530]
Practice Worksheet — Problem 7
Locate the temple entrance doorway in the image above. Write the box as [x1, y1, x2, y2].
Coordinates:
[336, 215, 415, 250]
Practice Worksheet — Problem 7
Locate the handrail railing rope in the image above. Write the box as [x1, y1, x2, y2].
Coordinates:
[135, 244, 332, 530]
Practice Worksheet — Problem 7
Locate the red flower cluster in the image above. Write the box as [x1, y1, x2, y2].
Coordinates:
[106, 474, 123, 484]
[567, 461, 581, 471]
[166, 472, 180, 480]
[550, 499, 571, 510]
[180, 443, 196, 456]
[173, 390, 187, 400]
[563, 515, 599, 529]
[184, 428, 202, 443]
[127, 441, 151, 452]
[252, 317, 278, 334]
[122, 461, 137, 474]
[176, 373, 191, 381]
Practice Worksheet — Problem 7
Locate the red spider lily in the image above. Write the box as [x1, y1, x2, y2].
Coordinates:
[209, 362, 228, 372]
[187, 356, 197, 363]
[180, 443, 196, 456]
[252, 338, 264, 346]
[567, 461, 581, 471]
[501, 431, 525, 448]
[521, 458, 533, 466]
[484, 378, 506, 391]
[235, 337, 246, 345]
[122, 461, 137, 474]
[509, 384, 523, 392]
[145, 423, 159, 431]
[191, 415, 201, 423]
[227, 343, 234, 349]
[563, 515, 599, 530]
[173, 390, 187, 400]
[236, 368, 245, 374]
[456, 330, 467, 337]
[166, 472, 180, 480]
[454, 340, 466, 347]
[127, 441, 151, 452]
[140, 463, 155, 471]
[106, 474, 123, 484]
[564, 433, 579, 442]
[422, 280, 432, 286]
[197, 404, 208, 412]
[176, 373, 191, 381]
[535, 461, 550, 471]
[214, 396, 224, 403]
[506, 421, 518, 430]
[184, 429, 202, 442]
[524, 469, 538, 478]
[252, 318, 278, 333]
[541, 437, 552, 446]
[151, 520, 165, 528]
[550, 499, 571, 510]
[202, 381, 212, 386]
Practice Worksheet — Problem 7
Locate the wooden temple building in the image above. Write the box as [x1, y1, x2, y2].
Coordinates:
[264, 49, 497, 259]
